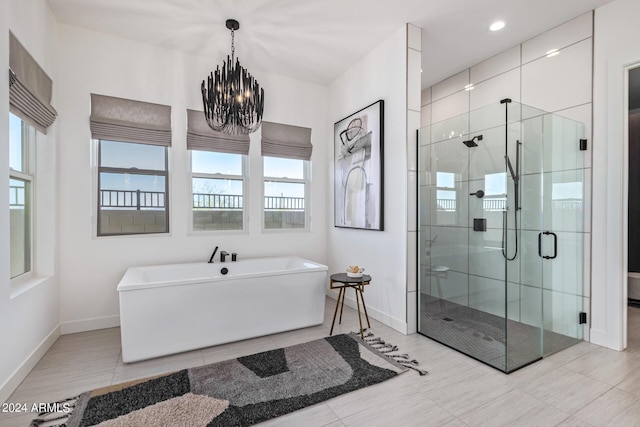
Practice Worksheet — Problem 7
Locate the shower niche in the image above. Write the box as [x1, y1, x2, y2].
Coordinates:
[417, 99, 587, 373]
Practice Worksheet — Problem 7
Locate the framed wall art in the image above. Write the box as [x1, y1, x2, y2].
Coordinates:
[334, 100, 384, 230]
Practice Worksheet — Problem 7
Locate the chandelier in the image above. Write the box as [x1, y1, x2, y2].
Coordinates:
[201, 19, 265, 135]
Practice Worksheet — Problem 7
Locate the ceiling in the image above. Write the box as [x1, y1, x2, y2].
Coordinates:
[46, 0, 615, 89]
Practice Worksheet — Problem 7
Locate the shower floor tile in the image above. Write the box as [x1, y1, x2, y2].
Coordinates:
[420, 295, 580, 372]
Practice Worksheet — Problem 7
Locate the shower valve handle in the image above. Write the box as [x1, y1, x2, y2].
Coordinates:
[470, 190, 485, 198]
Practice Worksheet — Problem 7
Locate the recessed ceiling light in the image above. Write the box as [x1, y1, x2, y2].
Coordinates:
[545, 48, 559, 58]
[464, 84, 474, 91]
[490, 21, 505, 31]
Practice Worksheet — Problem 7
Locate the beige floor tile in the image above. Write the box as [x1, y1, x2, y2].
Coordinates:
[573, 387, 640, 426]
[111, 349, 204, 384]
[326, 374, 417, 419]
[257, 403, 340, 427]
[458, 389, 569, 426]
[8, 371, 113, 405]
[319, 422, 346, 427]
[0, 411, 34, 427]
[520, 366, 611, 414]
[418, 364, 512, 416]
[30, 330, 121, 379]
[615, 367, 640, 397]
[504, 359, 560, 389]
[608, 404, 640, 426]
[340, 391, 456, 427]
[555, 415, 595, 426]
[563, 346, 640, 386]
[440, 419, 471, 427]
[268, 324, 332, 348]
[20, 358, 118, 390]
[544, 341, 600, 367]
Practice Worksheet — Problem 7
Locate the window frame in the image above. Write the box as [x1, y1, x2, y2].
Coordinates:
[9, 114, 35, 284]
[96, 139, 170, 237]
[188, 150, 249, 234]
[262, 156, 311, 232]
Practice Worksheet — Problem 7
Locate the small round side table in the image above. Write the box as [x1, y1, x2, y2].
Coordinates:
[329, 273, 372, 339]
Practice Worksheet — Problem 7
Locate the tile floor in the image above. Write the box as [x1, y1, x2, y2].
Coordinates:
[3, 300, 640, 426]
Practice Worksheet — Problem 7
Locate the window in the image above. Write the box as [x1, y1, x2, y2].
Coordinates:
[190, 151, 247, 231]
[436, 172, 456, 212]
[97, 140, 169, 236]
[9, 113, 35, 280]
[263, 156, 310, 229]
[484, 172, 507, 211]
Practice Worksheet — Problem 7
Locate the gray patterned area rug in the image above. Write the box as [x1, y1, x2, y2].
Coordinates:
[31, 332, 423, 427]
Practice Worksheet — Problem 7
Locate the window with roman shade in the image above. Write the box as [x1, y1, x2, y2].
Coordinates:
[186, 109, 249, 155]
[260, 121, 312, 230]
[187, 109, 249, 232]
[9, 32, 57, 134]
[91, 94, 172, 236]
[90, 94, 172, 147]
[260, 121, 312, 161]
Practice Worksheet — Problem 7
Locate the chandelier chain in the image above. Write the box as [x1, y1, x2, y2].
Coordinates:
[230, 28, 235, 63]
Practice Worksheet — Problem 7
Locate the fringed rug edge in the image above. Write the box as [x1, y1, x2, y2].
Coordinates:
[348, 330, 428, 376]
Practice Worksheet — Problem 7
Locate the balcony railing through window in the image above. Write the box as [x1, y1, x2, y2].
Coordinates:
[264, 196, 304, 211]
[100, 189, 165, 210]
[9, 184, 25, 208]
[99, 190, 304, 211]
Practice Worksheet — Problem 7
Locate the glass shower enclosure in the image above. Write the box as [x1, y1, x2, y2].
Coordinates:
[418, 99, 586, 373]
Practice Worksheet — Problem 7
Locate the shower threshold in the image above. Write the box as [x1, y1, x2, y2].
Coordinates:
[419, 294, 581, 373]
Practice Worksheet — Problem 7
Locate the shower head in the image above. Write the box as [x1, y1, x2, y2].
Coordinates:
[462, 139, 477, 147]
[462, 134, 483, 147]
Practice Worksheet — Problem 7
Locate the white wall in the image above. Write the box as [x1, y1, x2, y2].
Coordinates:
[1, 0, 61, 403]
[55, 24, 329, 331]
[327, 26, 409, 332]
[592, 0, 640, 350]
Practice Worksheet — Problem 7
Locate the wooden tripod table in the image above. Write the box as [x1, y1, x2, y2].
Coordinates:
[329, 273, 372, 339]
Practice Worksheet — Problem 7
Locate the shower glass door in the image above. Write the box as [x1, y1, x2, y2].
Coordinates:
[520, 104, 585, 357]
[418, 100, 585, 373]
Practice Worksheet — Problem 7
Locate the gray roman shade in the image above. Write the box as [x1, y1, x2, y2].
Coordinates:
[186, 109, 249, 154]
[261, 121, 312, 161]
[9, 32, 57, 133]
[90, 94, 172, 146]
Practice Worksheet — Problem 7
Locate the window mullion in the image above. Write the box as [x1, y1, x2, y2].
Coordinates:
[263, 177, 304, 184]
[193, 172, 240, 180]
[9, 169, 33, 181]
[99, 166, 167, 176]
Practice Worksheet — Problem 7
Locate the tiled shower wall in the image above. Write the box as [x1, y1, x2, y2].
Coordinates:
[418, 12, 593, 338]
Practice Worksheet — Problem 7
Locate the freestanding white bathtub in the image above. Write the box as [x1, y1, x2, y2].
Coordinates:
[117, 256, 328, 363]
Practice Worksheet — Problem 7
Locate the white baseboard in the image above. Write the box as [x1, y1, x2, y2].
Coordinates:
[590, 327, 622, 350]
[326, 290, 408, 334]
[0, 325, 61, 403]
[60, 315, 120, 335]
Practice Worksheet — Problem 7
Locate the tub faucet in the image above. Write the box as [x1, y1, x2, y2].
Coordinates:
[220, 251, 229, 263]
[208, 246, 219, 263]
